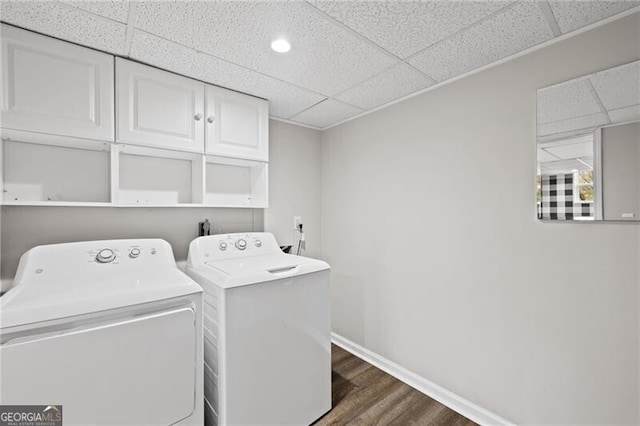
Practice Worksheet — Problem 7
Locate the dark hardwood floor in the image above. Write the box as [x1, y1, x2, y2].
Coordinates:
[313, 345, 477, 426]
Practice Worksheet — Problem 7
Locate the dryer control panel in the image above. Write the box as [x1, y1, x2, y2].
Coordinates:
[85, 241, 165, 266]
[13, 239, 177, 283]
[188, 232, 281, 265]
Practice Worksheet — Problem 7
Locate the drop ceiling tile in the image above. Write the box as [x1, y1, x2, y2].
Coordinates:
[309, 0, 514, 59]
[537, 148, 560, 163]
[335, 63, 436, 110]
[544, 140, 593, 159]
[590, 61, 640, 111]
[549, 1, 640, 34]
[538, 112, 608, 137]
[135, 1, 396, 96]
[1, 1, 127, 54]
[198, 55, 326, 119]
[579, 156, 594, 168]
[129, 30, 203, 79]
[290, 99, 363, 128]
[537, 79, 602, 124]
[130, 31, 325, 119]
[61, 1, 130, 23]
[609, 104, 640, 123]
[540, 158, 591, 173]
[407, 2, 554, 82]
[132, 1, 202, 48]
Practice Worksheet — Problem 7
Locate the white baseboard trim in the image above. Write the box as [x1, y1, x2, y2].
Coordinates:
[331, 332, 515, 426]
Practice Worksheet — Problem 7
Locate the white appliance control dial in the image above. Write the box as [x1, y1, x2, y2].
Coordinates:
[129, 248, 141, 258]
[255, 240, 262, 247]
[219, 242, 228, 251]
[235, 239, 247, 250]
[96, 248, 116, 263]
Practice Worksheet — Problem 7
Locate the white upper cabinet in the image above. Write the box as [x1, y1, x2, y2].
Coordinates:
[1, 26, 269, 208]
[116, 58, 205, 153]
[205, 85, 268, 161]
[0, 24, 114, 142]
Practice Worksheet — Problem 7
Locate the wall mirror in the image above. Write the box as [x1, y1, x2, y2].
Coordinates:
[536, 60, 640, 221]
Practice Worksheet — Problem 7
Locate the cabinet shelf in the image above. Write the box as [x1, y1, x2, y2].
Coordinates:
[113, 144, 203, 206]
[1, 140, 268, 208]
[1, 201, 113, 207]
[1, 139, 111, 204]
[1, 129, 112, 152]
[0, 201, 258, 208]
[204, 155, 268, 208]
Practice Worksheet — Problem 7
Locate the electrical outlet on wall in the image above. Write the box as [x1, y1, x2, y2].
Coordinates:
[293, 216, 302, 230]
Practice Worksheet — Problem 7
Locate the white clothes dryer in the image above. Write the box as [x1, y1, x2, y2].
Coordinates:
[0, 239, 204, 425]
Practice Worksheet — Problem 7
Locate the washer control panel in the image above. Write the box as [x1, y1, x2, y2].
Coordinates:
[191, 232, 281, 264]
[211, 235, 264, 253]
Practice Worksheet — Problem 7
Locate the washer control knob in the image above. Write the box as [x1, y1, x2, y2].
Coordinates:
[129, 248, 141, 258]
[219, 242, 228, 251]
[96, 248, 115, 263]
[235, 239, 247, 250]
[255, 240, 262, 247]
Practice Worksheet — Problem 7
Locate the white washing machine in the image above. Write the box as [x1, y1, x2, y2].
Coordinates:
[0, 239, 204, 425]
[186, 232, 331, 426]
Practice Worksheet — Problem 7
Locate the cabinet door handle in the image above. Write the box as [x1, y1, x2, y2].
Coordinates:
[194, 113, 203, 121]
[207, 115, 215, 124]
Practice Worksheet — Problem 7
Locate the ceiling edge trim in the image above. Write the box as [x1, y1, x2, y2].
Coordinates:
[321, 6, 640, 132]
[270, 116, 322, 131]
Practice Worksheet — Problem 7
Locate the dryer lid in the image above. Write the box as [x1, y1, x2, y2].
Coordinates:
[1, 270, 201, 329]
[0, 239, 202, 329]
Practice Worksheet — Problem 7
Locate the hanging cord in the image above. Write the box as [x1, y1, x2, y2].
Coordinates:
[296, 223, 305, 255]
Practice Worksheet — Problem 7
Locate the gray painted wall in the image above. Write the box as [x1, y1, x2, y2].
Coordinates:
[264, 120, 323, 259]
[320, 13, 639, 425]
[1, 207, 262, 282]
[602, 121, 640, 220]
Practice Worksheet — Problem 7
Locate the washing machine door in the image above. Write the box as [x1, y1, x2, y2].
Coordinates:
[0, 306, 196, 425]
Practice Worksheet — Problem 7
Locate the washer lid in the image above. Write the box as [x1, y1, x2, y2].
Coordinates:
[207, 254, 301, 275]
[199, 253, 330, 288]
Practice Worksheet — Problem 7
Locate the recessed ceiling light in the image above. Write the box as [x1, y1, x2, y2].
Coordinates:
[271, 38, 291, 53]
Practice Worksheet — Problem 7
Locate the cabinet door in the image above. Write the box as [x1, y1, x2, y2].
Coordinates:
[0, 24, 114, 142]
[117, 58, 205, 153]
[205, 86, 269, 161]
